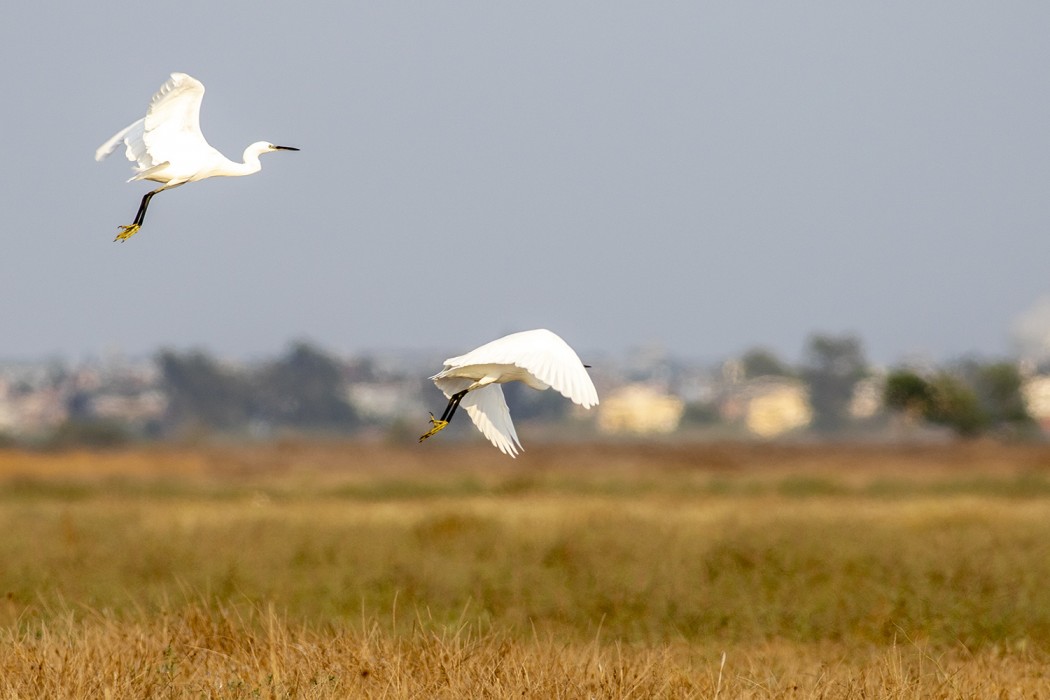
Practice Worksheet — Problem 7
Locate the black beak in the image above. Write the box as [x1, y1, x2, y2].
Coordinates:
[273, 146, 300, 151]
[584, 364, 592, 368]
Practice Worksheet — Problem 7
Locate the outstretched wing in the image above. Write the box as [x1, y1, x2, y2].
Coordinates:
[448, 329, 598, 409]
[461, 384, 522, 457]
[94, 119, 142, 163]
[432, 377, 522, 457]
[95, 73, 217, 175]
[141, 73, 211, 166]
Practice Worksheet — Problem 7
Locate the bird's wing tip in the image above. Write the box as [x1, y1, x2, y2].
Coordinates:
[94, 134, 123, 162]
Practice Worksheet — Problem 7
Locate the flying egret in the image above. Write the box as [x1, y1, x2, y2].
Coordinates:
[418, 329, 599, 457]
[95, 72, 299, 241]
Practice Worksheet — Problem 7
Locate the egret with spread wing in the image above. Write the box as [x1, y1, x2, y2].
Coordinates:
[95, 72, 298, 241]
[419, 329, 599, 457]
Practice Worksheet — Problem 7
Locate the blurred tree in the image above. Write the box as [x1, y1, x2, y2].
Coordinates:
[158, 350, 254, 431]
[159, 344, 359, 435]
[681, 401, 721, 425]
[801, 334, 868, 432]
[925, 372, 986, 437]
[255, 342, 358, 430]
[966, 361, 1032, 428]
[883, 368, 988, 437]
[883, 370, 933, 416]
[741, 348, 793, 378]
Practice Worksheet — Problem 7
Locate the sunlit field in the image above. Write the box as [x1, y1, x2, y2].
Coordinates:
[1, 440, 1049, 697]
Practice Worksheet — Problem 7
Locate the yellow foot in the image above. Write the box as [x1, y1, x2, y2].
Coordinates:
[419, 413, 449, 442]
[114, 224, 141, 242]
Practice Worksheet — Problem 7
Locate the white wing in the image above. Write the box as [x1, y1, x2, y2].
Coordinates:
[94, 119, 141, 162]
[447, 329, 598, 408]
[95, 73, 220, 174]
[461, 385, 522, 457]
[433, 377, 522, 457]
[141, 73, 213, 165]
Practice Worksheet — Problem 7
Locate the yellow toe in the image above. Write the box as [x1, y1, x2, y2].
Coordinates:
[114, 224, 141, 242]
[419, 414, 450, 442]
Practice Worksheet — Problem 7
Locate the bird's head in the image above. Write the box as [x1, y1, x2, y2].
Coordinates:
[245, 141, 300, 158]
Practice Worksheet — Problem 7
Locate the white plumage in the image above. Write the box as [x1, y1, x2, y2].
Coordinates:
[420, 329, 599, 457]
[95, 72, 298, 241]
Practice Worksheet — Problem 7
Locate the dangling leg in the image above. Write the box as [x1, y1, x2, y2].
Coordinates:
[115, 188, 162, 242]
[419, 390, 468, 442]
[441, 390, 467, 422]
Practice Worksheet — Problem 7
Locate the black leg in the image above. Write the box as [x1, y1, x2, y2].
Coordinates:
[441, 390, 469, 423]
[133, 189, 161, 226]
[420, 389, 472, 443]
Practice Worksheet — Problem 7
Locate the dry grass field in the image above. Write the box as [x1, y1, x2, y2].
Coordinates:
[0, 440, 1049, 698]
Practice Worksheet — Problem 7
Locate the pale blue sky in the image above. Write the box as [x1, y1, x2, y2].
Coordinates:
[2, 3, 1048, 364]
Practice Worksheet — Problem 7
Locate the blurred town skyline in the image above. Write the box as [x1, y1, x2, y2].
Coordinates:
[4, 327, 1050, 448]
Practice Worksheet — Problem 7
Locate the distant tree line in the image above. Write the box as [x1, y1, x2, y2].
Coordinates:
[883, 361, 1031, 437]
[157, 334, 1039, 440]
[158, 342, 359, 436]
[688, 333, 1035, 439]
[3, 334, 1039, 447]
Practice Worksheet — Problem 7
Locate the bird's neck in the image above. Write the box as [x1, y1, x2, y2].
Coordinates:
[234, 147, 266, 176]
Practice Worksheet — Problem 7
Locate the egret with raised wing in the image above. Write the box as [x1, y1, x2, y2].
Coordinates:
[418, 329, 599, 457]
[95, 72, 298, 241]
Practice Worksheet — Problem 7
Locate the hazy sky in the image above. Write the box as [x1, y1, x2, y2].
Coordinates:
[2, 3, 1048, 365]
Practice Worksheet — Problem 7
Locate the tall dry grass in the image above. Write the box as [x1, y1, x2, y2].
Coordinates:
[2, 602, 1048, 698]
[0, 441, 1049, 697]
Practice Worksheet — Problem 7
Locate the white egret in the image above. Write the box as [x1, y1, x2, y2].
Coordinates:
[95, 72, 299, 241]
[418, 329, 599, 457]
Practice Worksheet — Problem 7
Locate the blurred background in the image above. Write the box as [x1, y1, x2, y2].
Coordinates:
[3, 3, 1050, 446]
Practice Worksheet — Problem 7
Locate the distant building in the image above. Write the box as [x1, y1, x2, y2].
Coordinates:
[0, 387, 68, 435]
[598, 383, 684, 435]
[849, 375, 884, 419]
[346, 381, 426, 421]
[88, 390, 168, 425]
[721, 377, 812, 438]
[0, 357, 171, 437]
[1022, 375, 1050, 431]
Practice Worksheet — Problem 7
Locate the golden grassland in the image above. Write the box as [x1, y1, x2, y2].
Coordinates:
[1, 440, 1049, 697]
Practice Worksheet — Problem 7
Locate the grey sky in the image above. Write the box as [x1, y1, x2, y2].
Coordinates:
[2, 3, 1048, 365]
